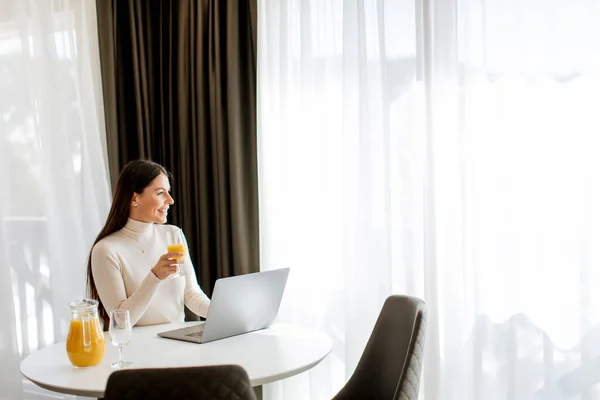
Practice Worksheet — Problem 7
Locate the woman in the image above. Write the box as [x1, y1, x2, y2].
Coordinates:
[87, 160, 210, 327]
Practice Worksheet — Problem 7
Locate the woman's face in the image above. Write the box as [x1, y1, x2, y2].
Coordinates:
[129, 173, 174, 224]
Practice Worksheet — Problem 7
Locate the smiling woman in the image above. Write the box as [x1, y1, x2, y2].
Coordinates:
[87, 160, 211, 328]
[129, 173, 174, 224]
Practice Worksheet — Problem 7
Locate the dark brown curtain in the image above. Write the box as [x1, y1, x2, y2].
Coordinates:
[95, 0, 259, 297]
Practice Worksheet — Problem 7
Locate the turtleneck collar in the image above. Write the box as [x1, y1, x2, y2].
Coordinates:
[122, 218, 154, 239]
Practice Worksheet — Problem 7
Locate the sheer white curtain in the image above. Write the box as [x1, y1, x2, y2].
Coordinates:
[258, 0, 600, 399]
[0, 1, 110, 399]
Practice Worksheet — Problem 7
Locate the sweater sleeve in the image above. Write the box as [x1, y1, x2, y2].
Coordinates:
[91, 241, 163, 326]
[178, 229, 211, 317]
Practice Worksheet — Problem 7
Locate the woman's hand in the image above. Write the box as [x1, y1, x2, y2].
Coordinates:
[151, 252, 184, 280]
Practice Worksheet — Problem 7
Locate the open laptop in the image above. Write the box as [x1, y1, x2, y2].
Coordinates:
[157, 268, 290, 344]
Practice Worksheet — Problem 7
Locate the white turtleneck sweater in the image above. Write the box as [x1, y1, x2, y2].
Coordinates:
[91, 218, 210, 326]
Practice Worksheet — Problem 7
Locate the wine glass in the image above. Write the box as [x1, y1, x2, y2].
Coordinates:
[166, 230, 186, 277]
[108, 309, 132, 369]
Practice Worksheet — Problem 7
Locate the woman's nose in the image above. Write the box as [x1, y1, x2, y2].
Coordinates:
[166, 193, 174, 205]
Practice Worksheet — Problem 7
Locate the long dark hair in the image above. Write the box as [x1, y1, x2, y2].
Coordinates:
[87, 160, 169, 326]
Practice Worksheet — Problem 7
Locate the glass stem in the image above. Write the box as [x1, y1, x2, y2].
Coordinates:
[118, 345, 123, 364]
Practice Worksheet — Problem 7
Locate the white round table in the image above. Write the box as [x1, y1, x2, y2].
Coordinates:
[20, 322, 333, 398]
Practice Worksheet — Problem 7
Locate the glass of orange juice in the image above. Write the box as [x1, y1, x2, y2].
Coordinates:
[166, 230, 186, 277]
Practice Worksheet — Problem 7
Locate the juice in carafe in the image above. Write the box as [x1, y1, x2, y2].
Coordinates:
[66, 299, 106, 367]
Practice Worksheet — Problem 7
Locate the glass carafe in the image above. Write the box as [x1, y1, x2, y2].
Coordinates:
[66, 299, 106, 367]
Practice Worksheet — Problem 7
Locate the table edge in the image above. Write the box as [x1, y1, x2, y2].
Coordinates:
[21, 372, 105, 398]
[251, 347, 333, 386]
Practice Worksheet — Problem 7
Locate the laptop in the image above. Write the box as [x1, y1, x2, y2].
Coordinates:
[157, 268, 290, 344]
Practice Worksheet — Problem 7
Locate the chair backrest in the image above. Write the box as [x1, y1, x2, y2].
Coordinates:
[332, 295, 427, 400]
[103, 364, 257, 400]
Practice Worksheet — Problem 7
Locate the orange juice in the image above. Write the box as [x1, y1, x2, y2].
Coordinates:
[66, 317, 106, 367]
[168, 243, 185, 259]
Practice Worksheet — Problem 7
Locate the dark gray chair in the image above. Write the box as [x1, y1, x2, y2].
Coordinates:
[103, 364, 257, 400]
[332, 295, 427, 400]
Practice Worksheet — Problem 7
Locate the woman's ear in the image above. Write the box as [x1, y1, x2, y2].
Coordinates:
[131, 194, 139, 207]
